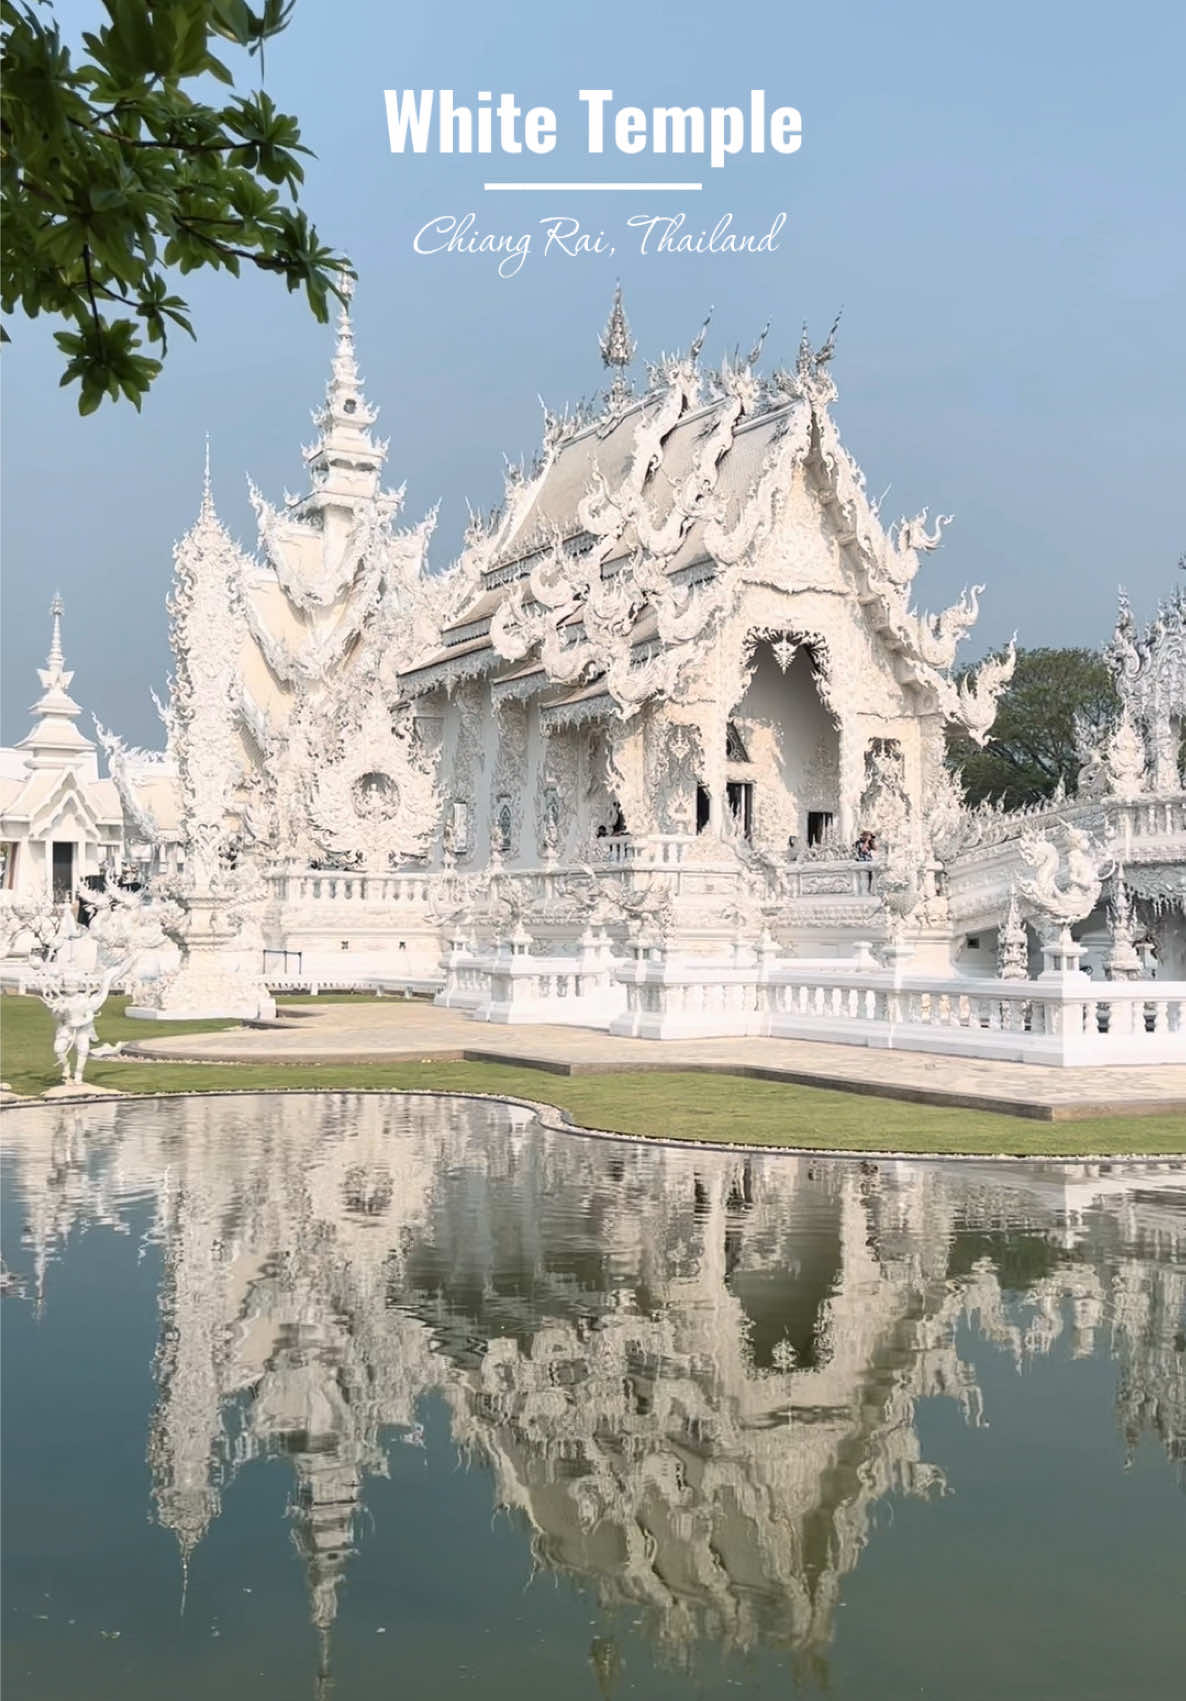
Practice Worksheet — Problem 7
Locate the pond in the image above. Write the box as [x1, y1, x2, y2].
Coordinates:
[2, 1093, 1184, 1699]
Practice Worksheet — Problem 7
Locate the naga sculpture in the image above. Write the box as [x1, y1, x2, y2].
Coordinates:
[1016, 826, 1105, 941]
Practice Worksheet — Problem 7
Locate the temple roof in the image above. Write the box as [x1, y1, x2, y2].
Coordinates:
[485, 391, 791, 581]
[401, 292, 1008, 735]
[402, 380, 799, 700]
[0, 766, 122, 831]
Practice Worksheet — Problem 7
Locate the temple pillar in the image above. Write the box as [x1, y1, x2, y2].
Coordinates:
[695, 702, 728, 840]
[837, 721, 865, 847]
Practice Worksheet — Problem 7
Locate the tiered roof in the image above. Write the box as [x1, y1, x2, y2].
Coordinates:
[403, 292, 1011, 740]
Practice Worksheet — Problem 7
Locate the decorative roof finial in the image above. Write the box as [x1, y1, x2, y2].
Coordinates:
[331, 267, 361, 395]
[791, 317, 842, 405]
[689, 306, 714, 363]
[815, 307, 843, 366]
[48, 592, 65, 670]
[745, 320, 771, 370]
[598, 282, 635, 406]
[199, 434, 215, 521]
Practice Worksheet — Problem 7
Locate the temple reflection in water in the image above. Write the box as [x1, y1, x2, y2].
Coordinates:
[5, 1095, 1185, 1690]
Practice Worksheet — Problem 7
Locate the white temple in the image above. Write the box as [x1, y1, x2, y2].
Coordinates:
[4, 285, 1184, 1061]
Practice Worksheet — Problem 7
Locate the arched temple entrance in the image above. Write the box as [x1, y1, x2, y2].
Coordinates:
[719, 638, 841, 855]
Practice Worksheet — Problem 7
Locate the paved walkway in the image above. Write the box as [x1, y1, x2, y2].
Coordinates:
[125, 1001, 1186, 1122]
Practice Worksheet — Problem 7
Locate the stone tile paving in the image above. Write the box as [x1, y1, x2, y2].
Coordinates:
[126, 1000, 1186, 1120]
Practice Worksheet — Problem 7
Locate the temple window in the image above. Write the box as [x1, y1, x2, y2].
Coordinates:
[726, 781, 754, 840]
[807, 810, 834, 847]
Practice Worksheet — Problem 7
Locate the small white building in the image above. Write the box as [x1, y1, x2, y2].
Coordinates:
[0, 598, 181, 912]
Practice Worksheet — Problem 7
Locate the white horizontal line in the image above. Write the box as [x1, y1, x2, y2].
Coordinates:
[483, 181, 703, 192]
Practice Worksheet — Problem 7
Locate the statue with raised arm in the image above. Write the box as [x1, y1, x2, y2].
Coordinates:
[41, 960, 127, 1086]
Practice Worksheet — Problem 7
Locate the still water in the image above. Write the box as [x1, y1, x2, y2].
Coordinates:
[2, 1093, 1183, 1700]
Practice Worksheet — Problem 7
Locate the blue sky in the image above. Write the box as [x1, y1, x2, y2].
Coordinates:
[3, 0, 1184, 745]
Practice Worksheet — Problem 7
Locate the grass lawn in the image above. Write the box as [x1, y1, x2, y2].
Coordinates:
[2, 994, 1183, 1157]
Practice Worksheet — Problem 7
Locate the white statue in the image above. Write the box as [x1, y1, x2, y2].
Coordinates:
[6, 898, 80, 964]
[22, 882, 181, 1088]
[1016, 826, 1105, 978]
[1016, 826, 1103, 931]
[40, 962, 124, 1085]
[1103, 707, 1148, 802]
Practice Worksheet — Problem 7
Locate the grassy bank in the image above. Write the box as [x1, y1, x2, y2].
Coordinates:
[2, 994, 1183, 1156]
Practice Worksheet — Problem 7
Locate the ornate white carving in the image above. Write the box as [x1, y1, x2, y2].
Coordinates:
[135, 466, 276, 1019]
[93, 719, 165, 845]
[167, 482, 248, 887]
[946, 641, 1018, 747]
[1103, 707, 1149, 802]
[1016, 826, 1104, 934]
[1105, 866, 1143, 981]
[490, 702, 529, 859]
[858, 744, 927, 929]
[997, 889, 1029, 981]
[1107, 586, 1185, 793]
[304, 682, 440, 870]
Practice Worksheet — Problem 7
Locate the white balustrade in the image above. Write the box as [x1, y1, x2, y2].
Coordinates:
[611, 955, 1185, 1063]
[437, 932, 626, 1027]
[268, 868, 433, 907]
[268, 859, 1184, 1065]
[595, 834, 694, 867]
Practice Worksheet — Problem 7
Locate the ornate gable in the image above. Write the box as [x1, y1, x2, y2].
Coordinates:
[406, 295, 1013, 744]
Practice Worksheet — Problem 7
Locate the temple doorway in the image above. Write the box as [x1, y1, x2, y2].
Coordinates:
[729, 638, 839, 852]
[51, 840, 74, 902]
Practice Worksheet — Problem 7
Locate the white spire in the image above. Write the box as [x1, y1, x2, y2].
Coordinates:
[47, 591, 65, 669]
[303, 272, 387, 504]
[186, 435, 230, 542]
[598, 281, 635, 408]
[200, 434, 214, 522]
[17, 594, 96, 770]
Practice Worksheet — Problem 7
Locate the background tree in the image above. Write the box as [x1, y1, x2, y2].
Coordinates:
[947, 646, 1120, 809]
[1, 0, 348, 413]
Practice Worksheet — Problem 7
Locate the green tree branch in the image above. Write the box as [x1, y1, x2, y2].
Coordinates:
[1, 0, 350, 411]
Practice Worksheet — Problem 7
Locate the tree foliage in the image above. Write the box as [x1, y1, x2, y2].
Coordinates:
[947, 646, 1120, 810]
[1, 0, 349, 412]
